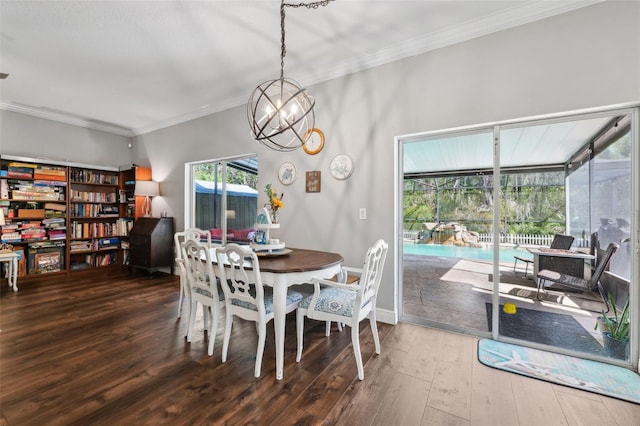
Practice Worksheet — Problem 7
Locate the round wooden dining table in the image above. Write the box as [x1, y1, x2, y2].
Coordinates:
[210, 247, 343, 380]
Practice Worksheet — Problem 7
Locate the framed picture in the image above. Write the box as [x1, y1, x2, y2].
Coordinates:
[305, 171, 321, 193]
[278, 161, 296, 185]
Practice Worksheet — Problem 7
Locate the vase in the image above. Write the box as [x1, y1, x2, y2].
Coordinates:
[602, 332, 629, 360]
[264, 204, 278, 224]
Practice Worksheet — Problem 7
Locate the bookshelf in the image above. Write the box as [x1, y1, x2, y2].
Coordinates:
[119, 165, 152, 220]
[1, 160, 68, 276]
[1, 157, 143, 278]
[118, 165, 152, 267]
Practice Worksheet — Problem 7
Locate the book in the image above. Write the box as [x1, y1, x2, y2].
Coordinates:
[44, 203, 67, 211]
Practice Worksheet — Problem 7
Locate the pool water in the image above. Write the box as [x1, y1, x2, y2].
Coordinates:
[403, 243, 530, 263]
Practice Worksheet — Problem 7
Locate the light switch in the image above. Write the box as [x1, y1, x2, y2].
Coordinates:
[359, 208, 366, 220]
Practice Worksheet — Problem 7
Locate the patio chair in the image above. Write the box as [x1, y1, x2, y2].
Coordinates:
[536, 242, 618, 312]
[513, 234, 575, 278]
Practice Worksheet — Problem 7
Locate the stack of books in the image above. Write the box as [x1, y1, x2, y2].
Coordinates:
[1, 223, 21, 242]
[6, 162, 36, 179]
[98, 237, 119, 250]
[33, 166, 66, 181]
[43, 217, 66, 240]
[10, 181, 64, 201]
[70, 240, 91, 253]
[44, 202, 67, 218]
[20, 224, 46, 241]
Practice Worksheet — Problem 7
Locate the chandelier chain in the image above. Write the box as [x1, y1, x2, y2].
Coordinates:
[279, 0, 335, 80]
[248, 0, 333, 151]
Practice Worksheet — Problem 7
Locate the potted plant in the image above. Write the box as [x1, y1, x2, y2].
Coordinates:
[594, 293, 618, 334]
[601, 294, 630, 359]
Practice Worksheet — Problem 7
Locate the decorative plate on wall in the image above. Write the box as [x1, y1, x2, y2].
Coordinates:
[330, 154, 353, 180]
[278, 161, 296, 185]
[302, 128, 325, 155]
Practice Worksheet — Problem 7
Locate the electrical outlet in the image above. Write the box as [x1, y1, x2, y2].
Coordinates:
[359, 208, 366, 220]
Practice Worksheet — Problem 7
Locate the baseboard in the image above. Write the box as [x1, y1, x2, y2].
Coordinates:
[376, 307, 398, 325]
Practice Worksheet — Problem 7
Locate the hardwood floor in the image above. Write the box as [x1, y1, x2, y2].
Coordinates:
[1, 269, 639, 425]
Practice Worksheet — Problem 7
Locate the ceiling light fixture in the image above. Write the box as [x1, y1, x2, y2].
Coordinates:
[247, 0, 334, 152]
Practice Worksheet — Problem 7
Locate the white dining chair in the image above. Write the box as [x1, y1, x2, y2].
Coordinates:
[174, 228, 212, 319]
[181, 239, 223, 356]
[216, 243, 303, 378]
[296, 239, 388, 380]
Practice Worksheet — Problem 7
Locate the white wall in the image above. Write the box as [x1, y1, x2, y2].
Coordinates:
[2, 1, 639, 317]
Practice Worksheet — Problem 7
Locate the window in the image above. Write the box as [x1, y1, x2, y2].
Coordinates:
[185, 155, 258, 245]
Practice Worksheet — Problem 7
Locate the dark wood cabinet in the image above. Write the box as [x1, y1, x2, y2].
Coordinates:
[129, 217, 174, 274]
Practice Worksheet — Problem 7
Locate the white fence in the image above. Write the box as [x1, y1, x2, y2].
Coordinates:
[404, 231, 590, 248]
[477, 233, 554, 246]
[403, 230, 420, 240]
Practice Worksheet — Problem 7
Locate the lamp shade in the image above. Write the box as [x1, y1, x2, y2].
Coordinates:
[134, 180, 159, 197]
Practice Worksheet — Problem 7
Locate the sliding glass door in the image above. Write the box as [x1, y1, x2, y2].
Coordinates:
[185, 155, 258, 245]
[399, 104, 638, 367]
[401, 128, 496, 333]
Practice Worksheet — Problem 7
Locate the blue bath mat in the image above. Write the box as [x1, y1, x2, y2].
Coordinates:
[478, 339, 640, 404]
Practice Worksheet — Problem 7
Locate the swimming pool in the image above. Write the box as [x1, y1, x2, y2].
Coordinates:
[403, 243, 530, 263]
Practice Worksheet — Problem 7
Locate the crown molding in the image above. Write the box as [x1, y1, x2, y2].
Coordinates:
[296, 0, 605, 89]
[0, 102, 134, 137]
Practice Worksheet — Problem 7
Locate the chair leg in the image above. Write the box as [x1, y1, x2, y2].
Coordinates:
[183, 291, 192, 337]
[177, 280, 185, 318]
[254, 321, 267, 378]
[207, 306, 219, 356]
[596, 283, 610, 313]
[222, 311, 233, 363]
[536, 279, 544, 300]
[296, 309, 305, 362]
[369, 312, 381, 355]
[203, 307, 210, 333]
[187, 302, 198, 342]
[325, 321, 331, 336]
[351, 322, 364, 380]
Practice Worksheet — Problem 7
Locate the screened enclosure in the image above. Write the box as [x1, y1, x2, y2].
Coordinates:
[398, 103, 638, 368]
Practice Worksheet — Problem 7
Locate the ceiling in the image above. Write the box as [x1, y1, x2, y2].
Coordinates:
[402, 115, 615, 174]
[0, 0, 602, 137]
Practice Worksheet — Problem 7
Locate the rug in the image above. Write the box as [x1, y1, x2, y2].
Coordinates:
[478, 339, 640, 404]
[485, 303, 606, 356]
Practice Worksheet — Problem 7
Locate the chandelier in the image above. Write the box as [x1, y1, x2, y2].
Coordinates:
[247, 0, 334, 152]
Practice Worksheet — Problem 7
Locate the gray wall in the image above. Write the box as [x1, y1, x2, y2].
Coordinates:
[1, 109, 132, 167]
[2, 1, 639, 318]
[135, 1, 640, 317]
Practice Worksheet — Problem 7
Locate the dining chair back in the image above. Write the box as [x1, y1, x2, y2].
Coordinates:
[296, 239, 388, 380]
[181, 239, 223, 356]
[174, 228, 212, 318]
[216, 243, 303, 378]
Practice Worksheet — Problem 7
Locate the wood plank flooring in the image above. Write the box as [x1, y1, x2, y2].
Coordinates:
[1, 269, 639, 425]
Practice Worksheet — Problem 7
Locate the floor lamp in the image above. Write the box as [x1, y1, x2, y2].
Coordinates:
[134, 180, 159, 217]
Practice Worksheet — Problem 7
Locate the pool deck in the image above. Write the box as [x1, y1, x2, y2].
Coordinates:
[402, 254, 607, 351]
